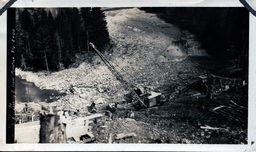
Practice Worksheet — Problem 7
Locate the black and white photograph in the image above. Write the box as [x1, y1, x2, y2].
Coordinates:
[5, 6, 251, 146]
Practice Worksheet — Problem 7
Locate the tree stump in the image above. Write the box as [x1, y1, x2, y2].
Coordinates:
[39, 114, 67, 143]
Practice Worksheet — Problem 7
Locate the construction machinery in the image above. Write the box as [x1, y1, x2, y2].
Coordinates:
[89, 42, 163, 108]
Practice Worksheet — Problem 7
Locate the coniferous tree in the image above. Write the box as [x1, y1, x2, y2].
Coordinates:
[46, 11, 59, 71]
[70, 8, 81, 54]
[90, 8, 110, 52]
[16, 8, 111, 71]
[30, 8, 49, 70]
[80, 8, 93, 53]
[16, 9, 34, 69]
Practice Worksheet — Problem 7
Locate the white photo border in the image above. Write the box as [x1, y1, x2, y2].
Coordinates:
[0, 0, 255, 151]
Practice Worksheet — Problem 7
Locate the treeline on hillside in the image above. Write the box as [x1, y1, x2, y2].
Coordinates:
[16, 8, 110, 71]
[141, 8, 249, 70]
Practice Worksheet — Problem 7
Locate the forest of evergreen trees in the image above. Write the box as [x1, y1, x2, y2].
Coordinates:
[141, 8, 249, 70]
[16, 8, 110, 71]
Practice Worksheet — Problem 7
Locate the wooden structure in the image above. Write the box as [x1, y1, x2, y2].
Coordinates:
[64, 113, 103, 142]
[15, 112, 103, 143]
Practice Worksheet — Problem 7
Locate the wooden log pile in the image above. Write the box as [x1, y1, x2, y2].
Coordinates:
[212, 95, 248, 123]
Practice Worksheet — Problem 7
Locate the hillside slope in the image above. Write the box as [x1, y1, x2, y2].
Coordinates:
[16, 8, 205, 111]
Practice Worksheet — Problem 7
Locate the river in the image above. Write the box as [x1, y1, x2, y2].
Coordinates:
[15, 76, 64, 103]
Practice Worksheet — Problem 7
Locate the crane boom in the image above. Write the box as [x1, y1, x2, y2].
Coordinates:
[89, 42, 147, 107]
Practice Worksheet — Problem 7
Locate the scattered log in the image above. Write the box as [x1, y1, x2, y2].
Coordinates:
[200, 125, 220, 130]
[220, 108, 247, 119]
[213, 108, 244, 122]
[230, 100, 247, 109]
[228, 103, 247, 112]
[177, 75, 185, 80]
[115, 132, 136, 140]
[228, 106, 246, 114]
[212, 106, 225, 111]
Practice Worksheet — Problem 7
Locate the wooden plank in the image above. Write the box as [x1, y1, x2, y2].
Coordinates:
[115, 132, 136, 140]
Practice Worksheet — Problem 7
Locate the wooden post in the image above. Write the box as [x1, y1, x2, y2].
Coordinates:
[108, 133, 112, 143]
[39, 114, 67, 143]
[84, 119, 89, 133]
[32, 113, 34, 122]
